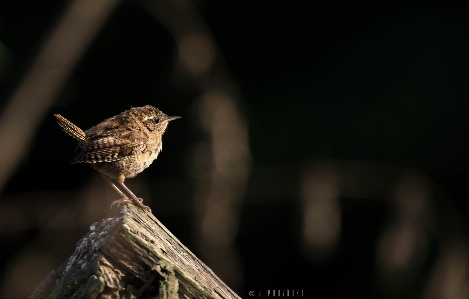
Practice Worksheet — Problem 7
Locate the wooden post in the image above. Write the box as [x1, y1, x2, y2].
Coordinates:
[28, 203, 241, 299]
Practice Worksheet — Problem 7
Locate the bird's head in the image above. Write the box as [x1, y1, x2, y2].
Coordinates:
[133, 105, 181, 133]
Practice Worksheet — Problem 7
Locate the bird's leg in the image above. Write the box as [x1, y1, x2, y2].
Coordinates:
[102, 174, 133, 209]
[116, 176, 151, 212]
[102, 174, 127, 198]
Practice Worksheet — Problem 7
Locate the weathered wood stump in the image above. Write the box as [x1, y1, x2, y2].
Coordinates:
[28, 203, 241, 299]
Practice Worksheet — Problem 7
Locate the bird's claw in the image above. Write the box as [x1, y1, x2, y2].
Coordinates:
[131, 197, 151, 212]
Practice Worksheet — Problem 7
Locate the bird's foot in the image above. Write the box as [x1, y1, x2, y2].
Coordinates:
[132, 198, 151, 212]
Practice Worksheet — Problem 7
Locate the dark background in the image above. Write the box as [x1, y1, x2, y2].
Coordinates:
[1, 1, 469, 298]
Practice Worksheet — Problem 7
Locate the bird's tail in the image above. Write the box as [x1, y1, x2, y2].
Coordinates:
[54, 114, 87, 141]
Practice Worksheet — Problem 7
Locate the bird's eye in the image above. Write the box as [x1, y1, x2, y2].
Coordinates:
[153, 118, 160, 124]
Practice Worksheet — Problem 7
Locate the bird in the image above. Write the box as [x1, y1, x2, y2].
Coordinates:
[54, 105, 180, 212]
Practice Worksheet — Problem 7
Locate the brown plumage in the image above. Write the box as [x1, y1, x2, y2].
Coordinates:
[54, 105, 180, 212]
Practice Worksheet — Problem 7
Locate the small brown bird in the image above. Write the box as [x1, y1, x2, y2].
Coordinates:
[54, 105, 180, 212]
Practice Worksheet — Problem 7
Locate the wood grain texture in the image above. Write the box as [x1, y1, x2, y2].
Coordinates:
[29, 204, 241, 299]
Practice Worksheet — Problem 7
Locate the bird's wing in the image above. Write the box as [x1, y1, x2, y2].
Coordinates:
[71, 130, 147, 164]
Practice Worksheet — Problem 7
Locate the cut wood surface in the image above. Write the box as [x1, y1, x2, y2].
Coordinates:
[29, 203, 241, 299]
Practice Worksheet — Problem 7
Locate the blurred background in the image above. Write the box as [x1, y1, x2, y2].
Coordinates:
[1, 1, 469, 298]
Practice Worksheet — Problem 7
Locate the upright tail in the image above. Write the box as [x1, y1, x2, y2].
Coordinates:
[54, 114, 87, 141]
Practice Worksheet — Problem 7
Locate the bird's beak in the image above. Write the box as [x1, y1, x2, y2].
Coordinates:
[167, 116, 181, 121]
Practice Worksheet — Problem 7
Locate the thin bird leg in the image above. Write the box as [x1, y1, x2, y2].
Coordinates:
[116, 179, 151, 212]
[102, 174, 128, 198]
[102, 174, 133, 209]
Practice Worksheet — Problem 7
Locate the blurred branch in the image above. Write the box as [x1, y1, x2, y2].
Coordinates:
[424, 241, 469, 299]
[0, 0, 120, 193]
[138, 0, 251, 291]
[298, 160, 469, 296]
[300, 165, 341, 261]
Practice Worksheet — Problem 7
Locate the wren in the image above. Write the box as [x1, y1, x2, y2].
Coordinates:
[54, 105, 180, 212]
